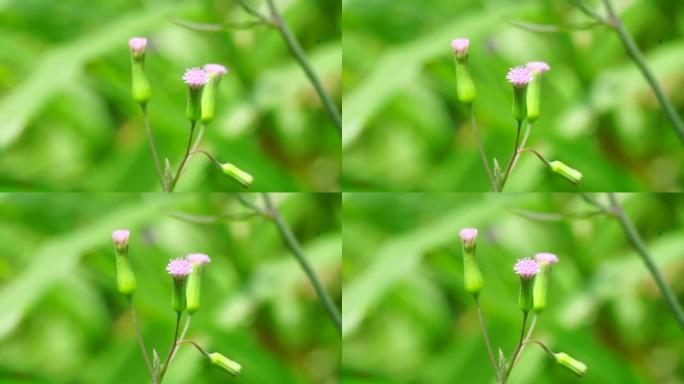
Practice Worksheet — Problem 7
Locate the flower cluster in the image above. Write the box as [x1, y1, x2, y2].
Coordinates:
[458, 227, 586, 382]
[111, 230, 241, 381]
[127, 36, 253, 191]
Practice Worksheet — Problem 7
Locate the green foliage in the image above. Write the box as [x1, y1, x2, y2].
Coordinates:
[342, 0, 684, 191]
[342, 193, 684, 383]
[0, 193, 341, 383]
[0, 0, 341, 191]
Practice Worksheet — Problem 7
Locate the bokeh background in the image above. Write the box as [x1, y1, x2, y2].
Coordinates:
[0, 193, 341, 383]
[0, 0, 340, 192]
[342, 193, 684, 383]
[342, 0, 684, 191]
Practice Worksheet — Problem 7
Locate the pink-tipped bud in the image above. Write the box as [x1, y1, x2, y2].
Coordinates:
[112, 229, 130, 252]
[459, 227, 478, 247]
[526, 61, 551, 74]
[128, 37, 148, 56]
[535, 252, 559, 265]
[451, 38, 470, 57]
[186, 253, 211, 266]
[182, 67, 208, 89]
[166, 258, 192, 278]
[506, 66, 532, 87]
[203, 63, 228, 77]
[514, 258, 540, 279]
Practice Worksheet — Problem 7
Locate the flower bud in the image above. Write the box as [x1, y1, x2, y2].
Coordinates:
[112, 230, 136, 296]
[525, 61, 550, 123]
[513, 258, 540, 313]
[451, 38, 476, 105]
[182, 68, 208, 123]
[549, 161, 583, 185]
[209, 352, 242, 376]
[554, 352, 588, 377]
[166, 258, 192, 313]
[506, 66, 532, 123]
[200, 64, 228, 123]
[129, 37, 151, 105]
[459, 228, 482, 295]
[532, 253, 559, 313]
[185, 253, 211, 314]
[220, 163, 254, 188]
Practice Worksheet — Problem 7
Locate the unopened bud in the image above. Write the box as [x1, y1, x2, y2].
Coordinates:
[209, 352, 242, 376]
[221, 163, 254, 188]
[554, 352, 588, 377]
[459, 228, 482, 295]
[549, 161, 583, 185]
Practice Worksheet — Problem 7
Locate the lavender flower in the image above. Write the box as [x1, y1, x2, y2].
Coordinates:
[186, 253, 210, 314]
[451, 38, 470, 57]
[203, 63, 228, 77]
[459, 227, 482, 295]
[451, 38, 476, 104]
[459, 227, 478, 246]
[200, 64, 228, 123]
[526, 61, 550, 74]
[182, 67, 208, 89]
[187, 253, 211, 266]
[167, 258, 192, 278]
[167, 258, 192, 313]
[533, 253, 558, 312]
[525, 61, 550, 122]
[112, 229, 135, 296]
[128, 37, 147, 56]
[112, 229, 130, 248]
[507, 66, 532, 122]
[535, 252, 558, 265]
[506, 66, 532, 87]
[513, 258, 540, 278]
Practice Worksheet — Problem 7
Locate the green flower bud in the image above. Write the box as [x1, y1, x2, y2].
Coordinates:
[532, 253, 559, 313]
[200, 64, 228, 123]
[513, 258, 540, 313]
[455, 62, 477, 105]
[185, 253, 211, 314]
[554, 352, 588, 377]
[550, 161, 583, 185]
[525, 62, 550, 123]
[112, 230, 136, 296]
[209, 352, 242, 376]
[129, 37, 151, 105]
[459, 228, 483, 295]
[182, 68, 208, 123]
[166, 258, 192, 313]
[506, 67, 532, 123]
[220, 163, 254, 188]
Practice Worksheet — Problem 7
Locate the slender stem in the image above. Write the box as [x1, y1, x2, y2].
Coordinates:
[499, 120, 522, 191]
[190, 149, 223, 169]
[523, 339, 556, 358]
[128, 297, 154, 383]
[141, 105, 167, 191]
[159, 312, 182, 382]
[237, 0, 274, 24]
[608, 194, 684, 331]
[510, 122, 533, 171]
[169, 121, 197, 192]
[469, 105, 497, 191]
[177, 340, 211, 358]
[474, 296, 500, 382]
[516, 148, 552, 168]
[571, 0, 607, 22]
[182, 123, 206, 174]
[235, 193, 268, 215]
[168, 315, 192, 366]
[514, 313, 537, 365]
[264, 0, 341, 135]
[504, 311, 529, 382]
[261, 193, 342, 334]
[601, 0, 684, 144]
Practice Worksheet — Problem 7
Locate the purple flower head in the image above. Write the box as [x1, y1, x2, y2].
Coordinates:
[451, 38, 470, 55]
[128, 37, 147, 55]
[112, 229, 130, 246]
[506, 66, 532, 87]
[535, 252, 559, 265]
[167, 258, 192, 278]
[183, 67, 208, 89]
[526, 61, 550, 74]
[514, 258, 540, 278]
[204, 63, 228, 77]
[186, 253, 211, 266]
[459, 227, 478, 245]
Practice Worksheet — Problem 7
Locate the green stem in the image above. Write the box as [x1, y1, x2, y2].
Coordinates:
[516, 148, 552, 168]
[474, 296, 500, 382]
[168, 314, 192, 366]
[190, 149, 223, 169]
[177, 339, 211, 358]
[514, 313, 537, 365]
[504, 311, 528, 382]
[128, 297, 155, 383]
[608, 193, 684, 331]
[159, 312, 182, 382]
[499, 120, 522, 191]
[469, 106, 497, 191]
[523, 339, 556, 358]
[601, 0, 684, 144]
[264, 0, 341, 135]
[261, 193, 342, 334]
[182, 123, 205, 174]
[141, 105, 167, 191]
[510, 122, 533, 171]
[169, 121, 196, 192]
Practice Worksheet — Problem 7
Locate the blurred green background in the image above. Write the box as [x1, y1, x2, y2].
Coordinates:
[0, 0, 340, 192]
[342, 0, 684, 192]
[342, 193, 684, 383]
[0, 193, 341, 383]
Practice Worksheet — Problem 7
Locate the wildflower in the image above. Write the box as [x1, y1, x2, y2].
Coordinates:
[183, 67, 208, 123]
[460, 227, 483, 295]
[554, 352, 588, 377]
[451, 38, 476, 104]
[507, 66, 532, 123]
[525, 61, 550, 122]
[186, 253, 211, 314]
[209, 352, 242, 376]
[112, 229, 136, 296]
[549, 160, 583, 185]
[532, 253, 559, 313]
[220, 163, 254, 188]
[129, 37, 151, 105]
[514, 258, 539, 312]
[167, 258, 192, 313]
[200, 64, 229, 123]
